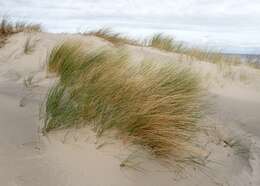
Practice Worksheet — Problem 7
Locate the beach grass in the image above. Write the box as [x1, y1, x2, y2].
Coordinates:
[83, 30, 255, 70]
[24, 36, 36, 54]
[147, 33, 243, 66]
[84, 28, 140, 46]
[43, 40, 205, 162]
[0, 17, 41, 35]
[43, 83, 80, 131]
[148, 33, 185, 52]
[0, 17, 42, 48]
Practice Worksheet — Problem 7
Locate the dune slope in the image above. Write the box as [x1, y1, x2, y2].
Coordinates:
[0, 32, 260, 186]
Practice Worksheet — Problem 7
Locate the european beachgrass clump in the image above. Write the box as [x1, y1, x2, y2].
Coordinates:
[147, 33, 242, 65]
[83, 30, 250, 68]
[148, 33, 185, 53]
[0, 17, 42, 36]
[0, 17, 42, 47]
[84, 30, 246, 67]
[42, 40, 205, 165]
[84, 28, 140, 46]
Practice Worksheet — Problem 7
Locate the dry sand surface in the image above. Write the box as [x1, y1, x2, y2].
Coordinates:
[0, 32, 260, 186]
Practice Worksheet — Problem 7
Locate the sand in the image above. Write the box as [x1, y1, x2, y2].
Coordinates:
[0, 32, 260, 186]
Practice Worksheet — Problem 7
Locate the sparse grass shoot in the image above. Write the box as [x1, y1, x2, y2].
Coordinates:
[24, 36, 36, 54]
[43, 83, 80, 132]
[0, 17, 42, 48]
[0, 17, 42, 35]
[147, 33, 243, 66]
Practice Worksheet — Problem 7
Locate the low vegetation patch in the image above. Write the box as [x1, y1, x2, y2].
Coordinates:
[147, 33, 243, 66]
[24, 36, 37, 54]
[147, 33, 185, 52]
[42, 40, 205, 165]
[184, 47, 242, 65]
[0, 17, 42, 48]
[84, 28, 140, 46]
[83, 30, 257, 71]
[82, 29, 256, 71]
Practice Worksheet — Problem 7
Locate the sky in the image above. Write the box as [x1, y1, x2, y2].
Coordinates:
[1, 0, 260, 54]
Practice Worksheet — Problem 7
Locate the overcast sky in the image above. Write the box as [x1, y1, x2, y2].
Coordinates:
[1, 0, 260, 54]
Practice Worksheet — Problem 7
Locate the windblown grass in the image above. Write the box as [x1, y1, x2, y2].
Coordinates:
[47, 41, 83, 74]
[183, 47, 242, 65]
[0, 17, 42, 35]
[146, 33, 244, 67]
[24, 36, 36, 54]
[84, 30, 249, 70]
[42, 40, 205, 163]
[0, 17, 42, 48]
[43, 84, 80, 131]
[84, 28, 140, 46]
[147, 33, 185, 52]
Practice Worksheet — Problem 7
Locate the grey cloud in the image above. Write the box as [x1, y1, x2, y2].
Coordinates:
[1, 0, 260, 54]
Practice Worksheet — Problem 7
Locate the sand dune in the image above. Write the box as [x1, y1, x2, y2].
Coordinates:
[0, 32, 260, 186]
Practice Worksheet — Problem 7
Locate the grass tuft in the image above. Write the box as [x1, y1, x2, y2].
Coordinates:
[24, 36, 36, 54]
[148, 33, 185, 52]
[183, 47, 242, 65]
[0, 17, 42, 48]
[0, 17, 42, 35]
[47, 41, 83, 73]
[147, 33, 243, 66]
[43, 83, 80, 132]
[43, 40, 205, 163]
[85, 30, 250, 70]
[84, 28, 140, 46]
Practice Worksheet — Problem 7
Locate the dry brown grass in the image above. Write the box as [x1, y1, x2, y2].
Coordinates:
[0, 17, 42, 48]
[43, 40, 205, 164]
